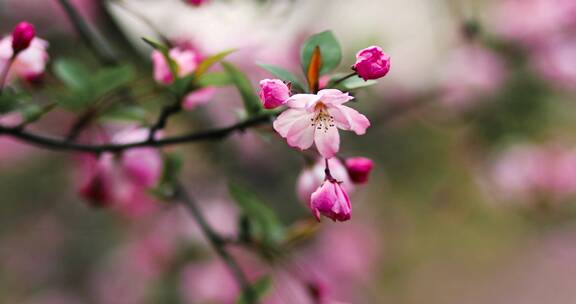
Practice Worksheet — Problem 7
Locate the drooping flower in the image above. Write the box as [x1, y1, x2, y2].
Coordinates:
[296, 157, 353, 204]
[273, 89, 370, 158]
[11, 22, 35, 54]
[353, 46, 391, 81]
[151, 47, 201, 85]
[258, 78, 290, 109]
[310, 179, 352, 222]
[0, 35, 48, 83]
[345, 157, 374, 184]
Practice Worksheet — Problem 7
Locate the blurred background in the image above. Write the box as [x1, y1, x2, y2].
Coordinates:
[1, 0, 576, 303]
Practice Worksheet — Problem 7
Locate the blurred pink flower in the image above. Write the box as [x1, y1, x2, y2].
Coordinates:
[185, 0, 209, 7]
[259, 78, 291, 109]
[152, 47, 200, 85]
[310, 179, 352, 222]
[11, 21, 35, 54]
[182, 87, 216, 110]
[493, 0, 576, 46]
[0, 113, 34, 165]
[345, 157, 374, 184]
[273, 89, 370, 158]
[0, 35, 48, 83]
[297, 157, 353, 204]
[353, 46, 391, 81]
[76, 127, 162, 217]
[440, 44, 506, 109]
[491, 144, 576, 202]
[181, 260, 239, 303]
[534, 37, 576, 90]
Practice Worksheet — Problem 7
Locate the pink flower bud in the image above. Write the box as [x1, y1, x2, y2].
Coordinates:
[353, 46, 391, 81]
[296, 158, 353, 204]
[77, 154, 118, 208]
[186, 0, 209, 6]
[11, 22, 35, 54]
[151, 47, 200, 85]
[310, 179, 352, 222]
[258, 79, 290, 109]
[345, 157, 374, 184]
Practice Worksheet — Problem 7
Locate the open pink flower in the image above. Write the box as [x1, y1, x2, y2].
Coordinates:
[273, 89, 370, 158]
[310, 179, 352, 222]
[0, 36, 48, 83]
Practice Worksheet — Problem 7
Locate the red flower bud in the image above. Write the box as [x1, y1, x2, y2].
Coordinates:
[11, 22, 36, 55]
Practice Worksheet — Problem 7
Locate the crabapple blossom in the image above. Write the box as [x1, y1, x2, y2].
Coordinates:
[151, 47, 201, 85]
[353, 46, 391, 81]
[310, 179, 352, 222]
[258, 78, 290, 109]
[0, 35, 48, 83]
[11, 22, 35, 54]
[440, 44, 506, 109]
[273, 89, 370, 158]
[345, 157, 374, 184]
[297, 157, 353, 204]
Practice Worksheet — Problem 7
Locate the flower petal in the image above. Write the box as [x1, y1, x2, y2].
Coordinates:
[286, 94, 318, 109]
[286, 114, 315, 150]
[314, 124, 340, 158]
[318, 89, 354, 106]
[329, 105, 370, 135]
[273, 109, 308, 137]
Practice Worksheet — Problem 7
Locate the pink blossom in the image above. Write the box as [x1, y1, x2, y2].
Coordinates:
[310, 179, 352, 222]
[353, 46, 391, 81]
[182, 87, 216, 110]
[534, 37, 576, 90]
[180, 260, 239, 303]
[75, 127, 162, 217]
[151, 47, 201, 85]
[77, 153, 119, 208]
[273, 89, 370, 158]
[0, 36, 48, 83]
[297, 157, 353, 204]
[258, 78, 290, 109]
[440, 44, 506, 109]
[11, 22, 35, 54]
[492, 0, 576, 46]
[491, 144, 576, 203]
[345, 157, 374, 184]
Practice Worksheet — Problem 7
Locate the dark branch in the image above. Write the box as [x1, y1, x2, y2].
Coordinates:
[0, 113, 274, 154]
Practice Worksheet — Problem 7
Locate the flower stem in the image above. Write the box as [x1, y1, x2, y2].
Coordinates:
[0, 56, 15, 95]
[331, 71, 357, 86]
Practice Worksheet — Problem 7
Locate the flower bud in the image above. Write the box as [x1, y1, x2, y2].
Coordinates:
[258, 78, 290, 109]
[78, 154, 117, 208]
[345, 157, 374, 184]
[353, 46, 391, 81]
[151, 47, 200, 85]
[310, 179, 352, 222]
[186, 0, 208, 6]
[11, 22, 35, 54]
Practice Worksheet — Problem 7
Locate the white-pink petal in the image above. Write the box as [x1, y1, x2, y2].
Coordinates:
[329, 105, 370, 135]
[286, 94, 318, 109]
[314, 125, 340, 158]
[318, 89, 354, 106]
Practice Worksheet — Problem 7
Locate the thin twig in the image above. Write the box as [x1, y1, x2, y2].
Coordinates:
[148, 100, 182, 142]
[174, 182, 258, 303]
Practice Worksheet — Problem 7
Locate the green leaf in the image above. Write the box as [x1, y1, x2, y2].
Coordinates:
[92, 65, 135, 98]
[142, 37, 178, 80]
[228, 183, 284, 245]
[221, 62, 263, 116]
[193, 49, 236, 79]
[19, 104, 44, 123]
[257, 63, 306, 93]
[300, 30, 342, 76]
[236, 276, 272, 304]
[99, 105, 147, 123]
[196, 72, 232, 87]
[337, 75, 377, 90]
[53, 59, 91, 90]
[0, 91, 25, 114]
[151, 153, 184, 200]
